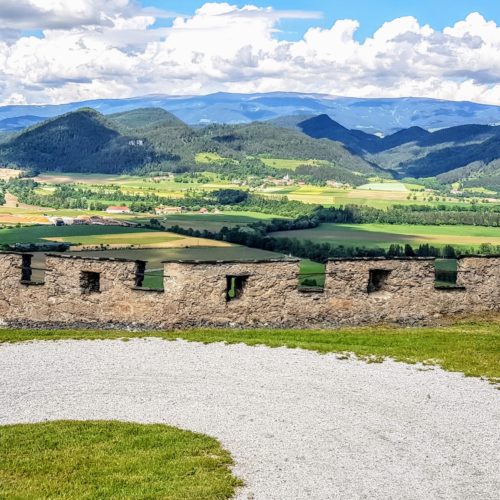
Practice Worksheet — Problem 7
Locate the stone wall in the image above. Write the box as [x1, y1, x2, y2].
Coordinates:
[0, 252, 498, 329]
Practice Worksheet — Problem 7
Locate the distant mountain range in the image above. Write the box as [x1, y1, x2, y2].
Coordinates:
[0, 106, 499, 194]
[0, 108, 376, 185]
[0, 92, 499, 134]
[292, 114, 500, 175]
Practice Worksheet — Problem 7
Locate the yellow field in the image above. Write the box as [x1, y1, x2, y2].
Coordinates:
[346, 189, 410, 201]
[2, 193, 48, 211]
[0, 168, 22, 180]
[47, 232, 233, 250]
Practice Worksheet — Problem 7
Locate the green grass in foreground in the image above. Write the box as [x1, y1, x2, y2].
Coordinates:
[0, 421, 241, 499]
[1, 319, 499, 382]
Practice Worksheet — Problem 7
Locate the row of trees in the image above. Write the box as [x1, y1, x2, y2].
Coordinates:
[5, 180, 500, 226]
[161, 217, 500, 263]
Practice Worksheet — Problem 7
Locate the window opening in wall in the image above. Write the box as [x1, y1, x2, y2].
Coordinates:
[134, 261, 146, 287]
[21, 254, 32, 282]
[19, 254, 46, 285]
[226, 275, 248, 301]
[134, 260, 164, 292]
[298, 260, 325, 293]
[434, 259, 459, 289]
[80, 271, 101, 294]
[367, 269, 391, 293]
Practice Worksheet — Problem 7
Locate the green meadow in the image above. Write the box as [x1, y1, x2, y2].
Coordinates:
[159, 211, 285, 232]
[0, 225, 179, 246]
[272, 223, 500, 249]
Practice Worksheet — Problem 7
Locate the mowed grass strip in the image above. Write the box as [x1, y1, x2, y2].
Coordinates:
[1, 319, 499, 382]
[0, 421, 241, 499]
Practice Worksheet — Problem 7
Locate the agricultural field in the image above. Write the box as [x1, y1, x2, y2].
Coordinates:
[17, 170, 500, 213]
[0, 168, 21, 180]
[159, 211, 285, 232]
[0, 225, 232, 250]
[272, 223, 500, 249]
[357, 182, 409, 192]
[34, 172, 236, 198]
[257, 182, 497, 208]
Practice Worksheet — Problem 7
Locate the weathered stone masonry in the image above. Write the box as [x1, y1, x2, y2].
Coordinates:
[0, 252, 498, 328]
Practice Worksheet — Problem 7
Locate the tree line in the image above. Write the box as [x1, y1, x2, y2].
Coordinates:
[5, 180, 500, 226]
[158, 215, 500, 264]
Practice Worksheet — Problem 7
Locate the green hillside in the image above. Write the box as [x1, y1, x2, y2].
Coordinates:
[199, 122, 378, 174]
[108, 108, 186, 130]
[0, 108, 379, 183]
[1, 107, 498, 194]
[0, 109, 163, 173]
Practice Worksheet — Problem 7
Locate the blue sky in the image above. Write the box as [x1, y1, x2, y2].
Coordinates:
[144, 0, 500, 40]
[0, 0, 499, 104]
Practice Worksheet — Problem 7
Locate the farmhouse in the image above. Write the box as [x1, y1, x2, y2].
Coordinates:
[0, 253, 498, 329]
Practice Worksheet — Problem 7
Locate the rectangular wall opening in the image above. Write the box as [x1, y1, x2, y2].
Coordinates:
[134, 261, 146, 287]
[367, 269, 391, 293]
[226, 275, 248, 301]
[133, 260, 164, 292]
[298, 260, 325, 293]
[21, 254, 32, 282]
[20, 254, 46, 285]
[434, 259, 459, 289]
[80, 271, 101, 294]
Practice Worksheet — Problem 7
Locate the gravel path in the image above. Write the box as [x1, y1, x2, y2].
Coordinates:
[1, 339, 499, 499]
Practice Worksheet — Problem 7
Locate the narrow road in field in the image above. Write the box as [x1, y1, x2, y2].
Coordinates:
[1, 339, 499, 499]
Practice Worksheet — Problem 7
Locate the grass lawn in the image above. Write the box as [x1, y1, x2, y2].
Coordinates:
[0, 421, 240, 499]
[272, 223, 500, 249]
[1, 318, 499, 382]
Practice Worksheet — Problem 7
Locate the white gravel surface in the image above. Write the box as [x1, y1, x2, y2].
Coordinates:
[0, 338, 499, 499]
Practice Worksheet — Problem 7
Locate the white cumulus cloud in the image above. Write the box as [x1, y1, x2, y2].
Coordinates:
[0, 2, 499, 105]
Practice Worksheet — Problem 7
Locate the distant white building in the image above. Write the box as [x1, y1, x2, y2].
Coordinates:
[106, 206, 131, 214]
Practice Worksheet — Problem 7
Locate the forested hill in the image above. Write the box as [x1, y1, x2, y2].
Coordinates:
[198, 122, 377, 175]
[108, 108, 188, 131]
[294, 114, 500, 186]
[0, 107, 379, 177]
[0, 109, 164, 173]
[1, 106, 498, 191]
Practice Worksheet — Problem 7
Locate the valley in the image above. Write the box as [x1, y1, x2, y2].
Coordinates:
[0, 104, 498, 279]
